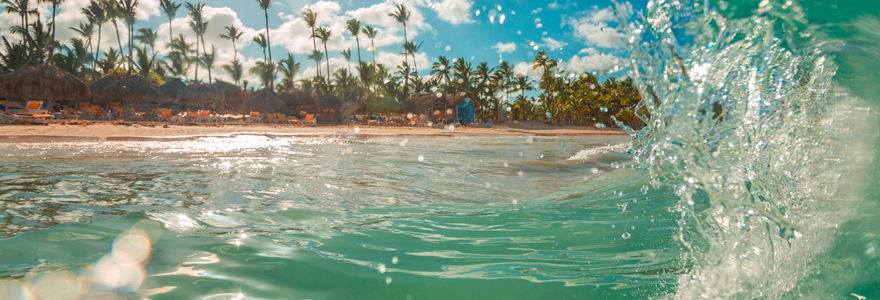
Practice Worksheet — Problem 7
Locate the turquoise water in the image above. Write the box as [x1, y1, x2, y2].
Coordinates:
[4, 0, 880, 299]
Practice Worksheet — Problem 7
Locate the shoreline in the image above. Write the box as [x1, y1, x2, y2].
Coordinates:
[0, 122, 630, 142]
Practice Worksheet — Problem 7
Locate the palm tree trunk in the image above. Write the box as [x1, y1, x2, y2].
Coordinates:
[370, 39, 376, 65]
[49, 1, 57, 60]
[232, 39, 237, 62]
[263, 10, 272, 62]
[355, 36, 361, 64]
[112, 21, 123, 66]
[93, 25, 102, 80]
[311, 28, 319, 77]
[324, 43, 330, 80]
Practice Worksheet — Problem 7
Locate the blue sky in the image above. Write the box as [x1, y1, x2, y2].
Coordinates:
[1, 0, 648, 87]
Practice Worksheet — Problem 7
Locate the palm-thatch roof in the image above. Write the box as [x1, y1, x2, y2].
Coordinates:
[400, 99, 421, 114]
[244, 88, 285, 113]
[0, 70, 12, 95]
[317, 94, 344, 112]
[279, 89, 317, 113]
[407, 91, 480, 112]
[87, 75, 119, 104]
[159, 78, 187, 100]
[104, 75, 165, 105]
[180, 83, 224, 108]
[212, 80, 246, 110]
[1, 65, 89, 102]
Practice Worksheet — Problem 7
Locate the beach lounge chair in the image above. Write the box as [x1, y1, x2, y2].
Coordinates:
[198, 110, 211, 123]
[246, 111, 261, 123]
[368, 116, 378, 126]
[288, 115, 301, 125]
[265, 113, 276, 123]
[377, 116, 388, 126]
[0, 101, 23, 113]
[302, 114, 317, 126]
[277, 114, 292, 124]
[157, 109, 174, 122]
[24, 101, 48, 114]
[183, 111, 200, 123]
[76, 102, 90, 112]
[0, 104, 54, 124]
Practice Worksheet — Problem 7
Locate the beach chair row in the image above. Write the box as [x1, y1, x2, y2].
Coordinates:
[350, 115, 430, 127]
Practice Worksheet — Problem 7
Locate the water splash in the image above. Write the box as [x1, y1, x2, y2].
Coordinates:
[614, 0, 873, 298]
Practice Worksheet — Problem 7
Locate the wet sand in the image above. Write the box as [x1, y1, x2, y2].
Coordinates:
[0, 121, 628, 142]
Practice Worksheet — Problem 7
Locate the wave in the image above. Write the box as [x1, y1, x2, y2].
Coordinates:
[613, 0, 879, 298]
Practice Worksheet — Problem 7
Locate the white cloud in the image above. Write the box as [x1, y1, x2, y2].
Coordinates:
[376, 51, 429, 72]
[513, 62, 544, 79]
[540, 37, 567, 50]
[492, 42, 516, 53]
[136, 0, 161, 21]
[431, 0, 475, 25]
[569, 7, 626, 49]
[563, 48, 621, 72]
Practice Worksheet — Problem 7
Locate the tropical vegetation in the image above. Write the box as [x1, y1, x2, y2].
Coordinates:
[0, 0, 645, 128]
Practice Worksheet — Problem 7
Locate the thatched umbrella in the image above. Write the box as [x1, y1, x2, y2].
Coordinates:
[279, 89, 317, 114]
[212, 80, 246, 111]
[88, 75, 119, 105]
[244, 88, 285, 113]
[400, 99, 421, 114]
[0, 70, 12, 95]
[1, 65, 89, 104]
[159, 78, 187, 103]
[105, 75, 165, 107]
[180, 83, 224, 110]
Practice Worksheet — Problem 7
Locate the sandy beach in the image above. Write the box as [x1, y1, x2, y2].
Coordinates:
[0, 120, 629, 142]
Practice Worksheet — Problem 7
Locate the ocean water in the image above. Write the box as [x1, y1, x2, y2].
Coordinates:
[2, 0, 880, 299]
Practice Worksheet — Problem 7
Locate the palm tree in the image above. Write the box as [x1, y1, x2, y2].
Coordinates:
[71, 22, 95, 70]
[431, 56, 452, 96]
[341, 49, 351, 72]
[83, 0, 107, 79]
[514, 75, 535, 101]
[186, 2, 206, 81]
[494, 61, 513, 121]
[200, 45, 216, 83]
[220, 25, 244, 62]
[256, 0, 272, 62]
[302, 8, 318, 75]
[403, 40, 422, 90]
[253, 33, 267, 62]
[167, 34, 195, 80]
[222, 60, 243, 85]
[395, 61, 411, 100]
[2, 0, 37, 48]
[388, 4, 411, 71]
[361, 25, 378, 65]
[278, 53, 300, 91]
[248, 60, 276, 89]
[134, 28, 157, 62]
[312, 27, 332, 80]
[118, 0, 138, 74]
[105, 0, 125, 62]
[307, 50, 322, 79]
[345, 18, 362, 64]
[159, 0, 181, 47]
[38, 0, 66, 59]
[532, 50, 557, 92]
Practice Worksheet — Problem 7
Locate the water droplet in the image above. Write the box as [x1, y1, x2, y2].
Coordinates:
[445, 46, 451, 51]
[622, 232, 631, 239]
[418, 155, 424, 162]
[435, 42, 442, 48]
[539, 154, 544, 158]
[517, 171, 523, 176]
[618, 203, 627, 212]
[475, 10, 480, 16]
[590, 168, 599, 174]
[378, 263, 386, 273]
[545, 112, 552, 118]
[503, 162, 509, 167]
[485, 182, 491, 188]
[400, 138, 408, 147]
[499, 14, 506, 24]
[518, 152, 523, 157]
[611, 162, 620, 169]
[435, 92, 443, 98]
[599, 107, 608, 113]
[345, 147, 353, 154]
[448, 125, 456, 131]
[595, 123, 606, 128]
[386, 277, 392, 284]
[536, 23, 543, 28]
[388, 197, 396, 205]
[526, 136, 534, 143]
[392, 256, 399, 264]
[512, 199, 518, 205]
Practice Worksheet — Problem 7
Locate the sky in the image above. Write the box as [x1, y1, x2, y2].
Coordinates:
[0, 0, 648, 88]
